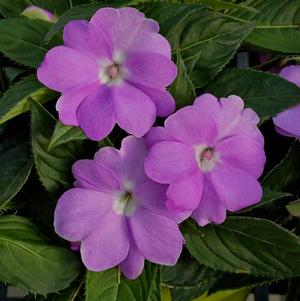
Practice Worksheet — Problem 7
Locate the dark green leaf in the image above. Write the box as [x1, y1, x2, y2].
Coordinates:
[0, 215, 80, 295]
[183, 217, 300, 278]
[170, 51, 196, 107]
[0, 0, 27, 17]
[0, 145, 32, 211]
[162, 257, 222, 301]
[85, 269, 119, 301]
[141, 3, 255, 88]
[0, 76, 57, 125]
[0, 18, 54, 67]
[228, 0, 300, 53]
[30, 100, 83, 196]
[3, 67, 25, 83]
[206, 69, 300, 118]
[85, 263, 160, 301]
[48, 122, 86, 151]
[263, 142, 300, 194]
[45, 2, 125, 41]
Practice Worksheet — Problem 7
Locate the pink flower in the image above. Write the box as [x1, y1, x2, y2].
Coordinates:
[145, 94, 266, 226]
[22, 5, 56, 22]
[54, 136, 184, 279]
[37, 7, 176, 141]
[273, 65, 300, 139]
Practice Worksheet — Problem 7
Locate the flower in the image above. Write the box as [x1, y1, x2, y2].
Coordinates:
[273, 65, 300, 139]
[54, 136, 184, 279]
[37, 7, 176, 141]
[22, 5, 56, 22]
[144, 93, 266, 226]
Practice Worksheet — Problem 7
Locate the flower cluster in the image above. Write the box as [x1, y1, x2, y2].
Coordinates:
[38, 7, 269, 278]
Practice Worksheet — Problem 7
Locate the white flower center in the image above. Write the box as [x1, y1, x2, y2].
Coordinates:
[113, 191, 137, 216]
[195, 145, 218, 172]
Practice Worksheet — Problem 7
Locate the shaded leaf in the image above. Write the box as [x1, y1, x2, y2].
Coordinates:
[30, 100, 83, 196]
[0, 145, 32, 211]
[194, 288, 250, 301]
[206, 69, 300, 118]
[183, 217, 300, 278]
[0, 18, 55, 67]
[48, 122, 86, 151]
[0, 215, 81, 295]
[0, 76, 57, 125]
[286, 200, 300, 217]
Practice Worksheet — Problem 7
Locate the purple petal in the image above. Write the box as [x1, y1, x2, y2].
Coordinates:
[165, 106, 218, 145]
[194, 93, 220, 114]
[145, 141, 196, 184]
[54, 188, 112, 242]
[77, 86, 116, 141]
[72, 159, 121, 192]
[210, 163, 263, 212]
[56, 84, 98, 126]
[273, 104, 300, 138]
[145, 126, 175, 148]
[134, 180, 190, 223]
[216, 136, 266, 178]
[192, 176, 226, 226]
[113, 83, 156, 138]
[130, 208, 183, 265]
[81, 212, 129, 271]
[143, 19, 159, 32]
[119, 136, 148, 188]
[125, 53, 177, 89]
[37, 46, 98, 92]
[94, 147, 121, 172]
[279, 65, 300, 87]
[166, 170, 204, 211]
[119, 239, 144, 279]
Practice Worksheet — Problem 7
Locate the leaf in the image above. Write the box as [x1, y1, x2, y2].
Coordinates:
[48, 122, 86, 151]
[0, 0, 27, 17]
[140, 3, 255, 88]
[0, 215, 81, 295]
[228, 0, 300, 53]
[286, 200, 300, 217]
[262, 142, 300, 194]
[45, 2, 125, 41]
[183, 217, 300, 278]
[169, 50, 196, 107]
[0, 75, 57, 125]
[0, 18, 55, 68]
[240, 187, 292, 212]
[85, 263, 160, 301]
[205, 69, 300, 118]
[194, 288, 250, 301]
[30, 100, 83, 196]
[85, 269, 119, 301]
[0, 145, 32, 211]
[162, 257, 222, 301]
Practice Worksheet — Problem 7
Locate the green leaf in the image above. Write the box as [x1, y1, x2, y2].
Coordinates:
[263, 142, 300, 194]
[85, 263, 160, 301]
[194, 288, 250, 301]
[0, 18, 55, 68]
[48, 122, 86, 151]
[169, 51, 196, 107]
[85, 269, 119, 301]
[0, 215, 80, 295]
[45, 2, 125, 41]
[30, 100, 83, 196]
[0, 145, 32, 211]
[141, 3, 255, 88]
[162, 257, 222, 301]
[183, 217, 300, 278]
[0, 0, 27, 17]
[228, 0, 300, 53]
[286, 200, 300, 217]
[206, 69, 300, 118]
[0, 76, 57, 125]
